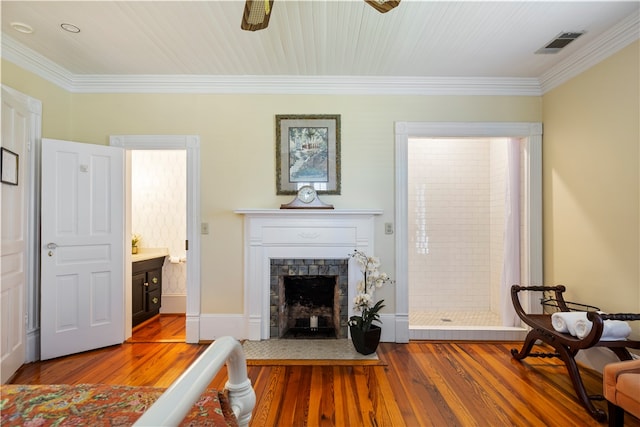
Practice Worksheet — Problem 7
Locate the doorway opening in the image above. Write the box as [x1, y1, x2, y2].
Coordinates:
[130, 314, 186, 342]
[394, 122, 542, 341]
[130, 149, 186, 342]
[110, 135, 201, 343]
[407, 137, 515, 329]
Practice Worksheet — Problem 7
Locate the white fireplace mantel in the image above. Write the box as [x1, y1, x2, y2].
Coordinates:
[235, 209, 382, 340]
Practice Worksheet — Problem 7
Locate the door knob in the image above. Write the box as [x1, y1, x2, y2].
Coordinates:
[46, 242, 58, 249]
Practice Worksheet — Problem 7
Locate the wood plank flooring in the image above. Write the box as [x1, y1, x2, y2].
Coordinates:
[128, 314, 186, 343]
[8, 316, 640, 426]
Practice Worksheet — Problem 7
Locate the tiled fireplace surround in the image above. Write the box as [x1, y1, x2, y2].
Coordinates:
[236, 209, 382, 341]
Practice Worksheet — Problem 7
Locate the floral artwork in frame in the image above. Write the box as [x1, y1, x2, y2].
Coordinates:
[276, 114, 341, 195]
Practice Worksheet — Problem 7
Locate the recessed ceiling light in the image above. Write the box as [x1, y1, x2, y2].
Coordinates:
[11, 22, 34, 34]
[61, 23, 81, 33]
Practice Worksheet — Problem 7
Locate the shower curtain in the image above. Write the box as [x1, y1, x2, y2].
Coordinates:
[501, 138, 521, 327]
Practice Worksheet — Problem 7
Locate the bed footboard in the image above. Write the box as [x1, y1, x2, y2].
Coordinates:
[133, 336, 255, 427]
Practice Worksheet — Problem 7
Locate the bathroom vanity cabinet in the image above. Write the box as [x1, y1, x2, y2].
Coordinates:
[132, 256, 164, 327]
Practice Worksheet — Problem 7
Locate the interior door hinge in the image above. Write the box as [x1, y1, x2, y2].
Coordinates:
[185, 240, 189, 251]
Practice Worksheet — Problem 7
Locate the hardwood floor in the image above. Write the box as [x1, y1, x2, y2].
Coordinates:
[8, 320, 640, 426]
[129, 314, 186, 343]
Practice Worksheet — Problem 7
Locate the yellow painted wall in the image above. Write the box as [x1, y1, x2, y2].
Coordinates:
[542, 41, 640, 313]
[66, 93, 541, 312]
[1, 59, 72, 139]
[4, 40, 638, 319]
[1, 62, 542, 314]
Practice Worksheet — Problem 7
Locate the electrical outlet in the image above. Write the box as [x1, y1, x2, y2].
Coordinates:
[201, 222, 209, 234]
[385, 222, 394, 234]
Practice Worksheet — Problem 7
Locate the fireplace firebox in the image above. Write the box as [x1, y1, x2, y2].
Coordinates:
[270, 258, 348, 339]
[280, 276, 338, 338]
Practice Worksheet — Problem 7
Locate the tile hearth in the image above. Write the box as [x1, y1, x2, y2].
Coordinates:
[242, 339, 379, 361]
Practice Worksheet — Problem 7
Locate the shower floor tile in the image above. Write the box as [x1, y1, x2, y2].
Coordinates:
[410, 310, 502, 327]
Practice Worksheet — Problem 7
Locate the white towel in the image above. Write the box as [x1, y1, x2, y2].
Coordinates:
[551, 311, 587, 336]
[574, 318, 632, 341]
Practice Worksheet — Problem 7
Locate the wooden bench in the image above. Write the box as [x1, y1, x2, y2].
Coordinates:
[510, 285, 640, 422]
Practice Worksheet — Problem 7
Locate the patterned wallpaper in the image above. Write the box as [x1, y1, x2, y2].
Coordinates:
[132, 150, 187, 297]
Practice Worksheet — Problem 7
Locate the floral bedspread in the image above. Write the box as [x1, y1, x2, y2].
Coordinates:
[0, 383, 238, 427]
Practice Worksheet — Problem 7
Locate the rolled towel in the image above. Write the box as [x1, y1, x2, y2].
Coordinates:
[551, 311, 587, 335]
[574, 318, 632, 340]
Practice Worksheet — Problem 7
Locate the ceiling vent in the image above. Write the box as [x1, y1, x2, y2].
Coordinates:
[535, 31, 585, 54]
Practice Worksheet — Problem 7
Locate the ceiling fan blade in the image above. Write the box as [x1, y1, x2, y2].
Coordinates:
[241, 0, 275, 31]
[365, 0, 401, 13]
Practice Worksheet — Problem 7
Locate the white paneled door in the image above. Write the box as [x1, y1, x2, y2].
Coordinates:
[41, 139, 124, 360]
[1, 86, 39, 382]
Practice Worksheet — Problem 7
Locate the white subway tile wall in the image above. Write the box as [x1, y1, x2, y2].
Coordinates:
[132, 150, 187, 297]
[489, 140, 508, 315]
[407, 138, 509, 322]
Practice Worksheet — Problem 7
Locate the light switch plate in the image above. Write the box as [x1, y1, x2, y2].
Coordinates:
[201, 222, 209, 234]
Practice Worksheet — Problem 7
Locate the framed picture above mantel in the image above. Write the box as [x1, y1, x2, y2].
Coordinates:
[276, 114, 341, 195]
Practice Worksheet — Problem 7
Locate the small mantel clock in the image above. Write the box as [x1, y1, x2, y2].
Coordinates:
[280, 185, 334, 209]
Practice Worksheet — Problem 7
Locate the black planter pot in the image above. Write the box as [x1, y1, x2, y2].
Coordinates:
[349, 324, 381, 355]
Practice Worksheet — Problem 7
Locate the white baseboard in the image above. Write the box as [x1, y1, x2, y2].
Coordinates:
[160, 294, 186, 314]
[186, 314, 200, 344]
[409, 326, 527, 341]
[393, 313, 409, 343]
[576, 347, 620, 374]
[379, 313, 396, 342]
[26, 328, 40, 362]
[247, 315, 261, 341]
[199, 314, 246, 341]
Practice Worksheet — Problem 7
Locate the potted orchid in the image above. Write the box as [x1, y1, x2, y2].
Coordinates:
[348, 249, 394, 354]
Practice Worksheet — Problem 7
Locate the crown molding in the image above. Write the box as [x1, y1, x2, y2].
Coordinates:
[1, 35, 75, 92]
[3, 11, 638, 97]
[67, 74, 542, 96]
[0, 33, 540, 96]
[540, 13, 640, 94]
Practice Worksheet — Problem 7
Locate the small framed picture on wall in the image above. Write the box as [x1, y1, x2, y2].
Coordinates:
[1, 147, 19, 185]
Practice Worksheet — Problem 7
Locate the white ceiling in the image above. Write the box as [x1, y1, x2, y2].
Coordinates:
[1, 1, 639, 94]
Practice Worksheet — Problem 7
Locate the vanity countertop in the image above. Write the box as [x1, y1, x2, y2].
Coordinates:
[132, 248, 169, 263]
